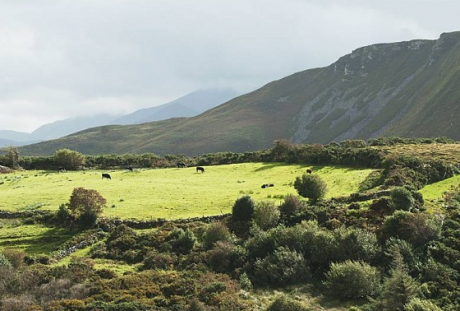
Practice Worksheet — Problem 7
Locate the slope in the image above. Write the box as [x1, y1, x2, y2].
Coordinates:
[19, 31, 460, 156]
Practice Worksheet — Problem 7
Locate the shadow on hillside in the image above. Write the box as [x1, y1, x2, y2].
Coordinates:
[253, 162, 298, 172]
[22, 227, 74, 255]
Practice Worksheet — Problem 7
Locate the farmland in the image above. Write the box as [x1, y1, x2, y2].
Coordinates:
[0, 163, 375, 219]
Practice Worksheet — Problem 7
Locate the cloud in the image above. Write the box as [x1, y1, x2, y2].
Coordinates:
[0, 0, 459, 132]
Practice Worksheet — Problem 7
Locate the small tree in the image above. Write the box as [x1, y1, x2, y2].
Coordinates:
[202, 222, 231, 250]
[294, 174, 327, 203]
[55, 148, 85, 170]
[279, 194, 302, 219]
[5, 146, 20, 168]
[67, 187, 106, 228]
[390, 187, 416, 211]
[232, 196, 255, 222]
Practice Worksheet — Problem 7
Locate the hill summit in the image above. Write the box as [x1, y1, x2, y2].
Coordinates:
[20, 31, 460, 156]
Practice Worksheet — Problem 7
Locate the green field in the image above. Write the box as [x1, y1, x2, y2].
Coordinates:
[0, 163, 375, 220]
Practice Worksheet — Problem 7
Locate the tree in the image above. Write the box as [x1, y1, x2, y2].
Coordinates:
[294, 173, 327, 202]
[232, 196, 255, 222]
[54, 148, 85, 170]
[5, 146, 20, 168]
[67, 187, 106, 228]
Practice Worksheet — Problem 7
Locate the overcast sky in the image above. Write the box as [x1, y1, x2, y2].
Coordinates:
[0, 0, 459, 132]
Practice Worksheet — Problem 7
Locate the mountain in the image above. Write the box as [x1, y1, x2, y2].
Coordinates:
[19, 31, 460, 156]
[0, 115, 117, 146]
[111, 88, 240, 125]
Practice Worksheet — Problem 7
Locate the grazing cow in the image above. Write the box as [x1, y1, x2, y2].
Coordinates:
[306, 169, 313, 174]
[177, 162, 186, 168]
[261, 183, 275, 188]
[127, 166, 133, 172]
[58, 167, 66, 173]
[102, 173, 111, 180]
[196, 166, 205, 173]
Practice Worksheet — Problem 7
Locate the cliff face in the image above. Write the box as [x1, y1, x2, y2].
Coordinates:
[19, 32, 460, 156]
[291, 32, 460, 144]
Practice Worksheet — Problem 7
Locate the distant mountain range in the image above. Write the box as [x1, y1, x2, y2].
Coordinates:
[0, 88, 238, 147]
[18, 31, 460, 156]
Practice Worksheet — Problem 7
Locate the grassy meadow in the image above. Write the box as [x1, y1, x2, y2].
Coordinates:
[1, 163, 375, 220]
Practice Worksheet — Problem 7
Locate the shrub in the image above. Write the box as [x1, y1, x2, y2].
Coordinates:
[254, 246, 310, 286]
[67, 187, 106, 228]
[142, 250, 177, 270]
[202, 222, 231, 250]
[294, 174, 327, 202]
[54, 148, 85, 170]
[232, 196, 255, 222]
[279, 194, 302, 218]
[168, 228, 197, 254]
[404, 298, 443, 311]
[0, 253, 12, 269]
[324, 260, 381, 300]
[391, 187, 416, 211]
[266, 295, 310, 311]
[253, 201, 280, 230]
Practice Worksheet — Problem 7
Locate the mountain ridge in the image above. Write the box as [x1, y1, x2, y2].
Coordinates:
[18, 31, 460, 156]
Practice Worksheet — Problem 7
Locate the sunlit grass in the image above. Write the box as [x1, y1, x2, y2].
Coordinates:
[0, 220, 73, 254]
[1, 163, 375, 220]
[420, 174, 460, 212]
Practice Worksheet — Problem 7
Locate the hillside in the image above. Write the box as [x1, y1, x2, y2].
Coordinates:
[19, 31, 460, 156]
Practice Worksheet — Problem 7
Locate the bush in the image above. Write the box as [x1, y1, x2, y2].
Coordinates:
[54, 148, 85, 170]
[1, 249, 25, 269]
[202, 222, 231, 250]
[0, 253, 12, 269]
[391, 187, 416, 211]
[254, 246, 310, 286]
[324, 260, 381, 300]
[294, 174, 327, 202]
[253, 201, 280, 230]
[232, 196, 255, 222]
[67, 187, 106, 228]
[404, 298, 443, 311]
[168, 228, 196, 254]
[266, 295, 310, 311]
[279, 194, 302, 219]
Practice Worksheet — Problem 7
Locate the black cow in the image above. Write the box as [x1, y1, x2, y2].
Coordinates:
[127, 166, 133, 172]
[177, 162, 186, 168]
[196, 166, 205, 173]
[306, 169, 313, 174]
[102, 173, 111, 180]
[261, 183, 274, 188]
[58, 167, 66, 173]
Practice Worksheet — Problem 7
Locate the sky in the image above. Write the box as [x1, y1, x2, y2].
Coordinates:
[0, 0, 459, 133]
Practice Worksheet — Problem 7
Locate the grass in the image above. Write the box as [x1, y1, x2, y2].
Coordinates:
[0, 163, 375, 220]
[0, 219, 73, 254]
[420, 174, 460, 211]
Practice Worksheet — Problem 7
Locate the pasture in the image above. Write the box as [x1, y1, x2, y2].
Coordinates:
[0, 163, 375, 220]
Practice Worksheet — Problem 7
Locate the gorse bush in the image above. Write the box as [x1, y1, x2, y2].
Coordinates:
[391, 187, 416, 211]
[254, 246, 310, 286]
[324, 260, 381, 300]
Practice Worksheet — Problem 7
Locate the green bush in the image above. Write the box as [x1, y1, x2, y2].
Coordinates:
[202, 222, 231, 250]
[54, 148, 85, 170]
[253, 201, 280, 230]
[254, 246, 310, 286]
[324, 260, 381, 300]
[232, 196, 255, 222]
[294, 174, 327, 202]
[391, 187, 416, 211]
[168, 228, 197, 255]
[266, 295, 310, 311]
[404, 298, 443, 311]
[0, 253, 12, 269]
